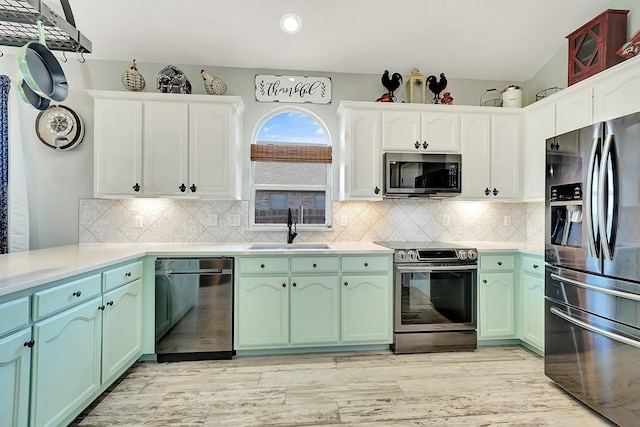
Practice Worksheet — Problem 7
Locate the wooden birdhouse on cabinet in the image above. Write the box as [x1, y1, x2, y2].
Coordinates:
[406, 68, 426, 103]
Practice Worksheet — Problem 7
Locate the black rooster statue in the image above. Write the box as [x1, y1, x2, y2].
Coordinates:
[427, 73, 448, 104]
[377, 70, 402, 102]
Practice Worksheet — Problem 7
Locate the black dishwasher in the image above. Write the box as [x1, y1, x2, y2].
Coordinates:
[155, 257, 234, 362]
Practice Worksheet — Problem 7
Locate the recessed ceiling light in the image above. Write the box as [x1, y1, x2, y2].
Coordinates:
[280, 13, 302, 34]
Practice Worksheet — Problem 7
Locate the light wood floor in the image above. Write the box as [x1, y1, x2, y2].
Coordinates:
[73, 346, 614, 426]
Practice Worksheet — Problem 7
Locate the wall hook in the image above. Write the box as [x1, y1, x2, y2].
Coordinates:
[60, 51, 68, 63]
[78, 51, 85, 63]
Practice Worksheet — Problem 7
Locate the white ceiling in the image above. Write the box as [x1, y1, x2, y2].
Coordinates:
[66, 0, 614, 81]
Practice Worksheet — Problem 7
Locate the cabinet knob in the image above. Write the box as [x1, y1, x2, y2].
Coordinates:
[98, 305, 105, 311]
[364, 262, 369, 267]
[293, 283, 297, 287]
[344, 282, 349, 286]
[190, 184, 197, 193]
[132, 183, 140, 192]
[482, 279, 487, 283]
[23, 340, 35, 348]
[107, 301, 114, 306]
[492, 188, 499, 196]
[484, 188, 491, 196]
[72, 291, 82, 297]
[313, 263, 317, 268]
[374, 186, 380, 195]
[179, 184, 187, 192]
[125, 272, 132, 277]
[423, 141, 428, 149]
[414, 141, 420, 149]
[497, 261, 502, 266]
[282, 283, 286, 288]
[533, 264, 539, 269]
[261, 264, 265, 269]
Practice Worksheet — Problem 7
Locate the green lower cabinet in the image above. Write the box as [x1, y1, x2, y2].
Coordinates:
[102, 279, 143, 384]
[478, 272, 515, 339]
[0, 328, 31, 427]
[521, 271, 545, 351]
[290, 276, 340, 345]
[30, 297, 103, 427]
[341, 274, 392, 343]
[237, 276, 289, 348]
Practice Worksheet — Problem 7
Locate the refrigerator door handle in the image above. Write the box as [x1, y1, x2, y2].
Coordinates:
[550, 272, 640, 303]
[550, 306, 640, 350]
[585, 136, 600, 258]
[598, 133, 615, 261]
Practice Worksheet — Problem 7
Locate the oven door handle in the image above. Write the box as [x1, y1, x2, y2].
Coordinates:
[550, 306, 640, 350]
[396, 265, 477, 272]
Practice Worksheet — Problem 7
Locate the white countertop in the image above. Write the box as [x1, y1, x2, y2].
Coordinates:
[0, 242, 392, 298]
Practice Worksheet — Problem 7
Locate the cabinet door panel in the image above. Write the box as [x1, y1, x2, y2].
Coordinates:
[490, 115, 521, 199]
[523, 104, 554, 200]
[478, 272, 515, 338]
[556, 88, 593, 135]
[31, 297, 102, 427]
[290, 276, 340, 345]
[0, 328, 31, 427]
[461, 114, 491, 198]
[102, 279, 143, 383]
[522, 274, 544, 351]
[143, 102, 189, 195]
[94, 99, 143, 196]
[382, 111, 421, 151]
[236, 277, 289, 348]
[341, 275, 391, 343]
[189, 103, 236, 198]
[421, 112, 460, 152]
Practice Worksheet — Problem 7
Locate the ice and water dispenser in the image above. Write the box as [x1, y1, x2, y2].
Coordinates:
[549, 183, 583, 247]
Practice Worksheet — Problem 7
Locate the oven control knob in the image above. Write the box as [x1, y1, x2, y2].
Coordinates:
[458, 250, 468, 260]
[407, 250, 418, 261]
[396, 251, 407, 262]
[468, 250, 478, 261]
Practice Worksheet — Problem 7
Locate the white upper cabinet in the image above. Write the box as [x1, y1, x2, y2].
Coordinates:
[593, 57, 640, 122]
[382, 110, 460, 153]
[461, 112, 521, 200]
[523, 103, 555, 201]
[555, 87, 593, 136]
[338, 103, 383, 201]
[89, 91, 244, 200]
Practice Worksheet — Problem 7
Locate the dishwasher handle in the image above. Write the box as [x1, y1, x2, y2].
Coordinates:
[162, 269, 233, 276]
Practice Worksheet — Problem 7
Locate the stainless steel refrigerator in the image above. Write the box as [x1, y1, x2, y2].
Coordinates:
[545, 111, 640, 426]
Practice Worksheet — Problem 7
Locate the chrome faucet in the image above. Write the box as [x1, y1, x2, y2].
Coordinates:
[287, 208, 298, 244]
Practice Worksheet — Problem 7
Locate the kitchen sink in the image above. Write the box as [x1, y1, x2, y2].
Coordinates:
[249, 243, 331, 250]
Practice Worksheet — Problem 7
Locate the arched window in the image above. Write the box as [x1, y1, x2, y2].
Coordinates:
[250, 108, 331, 228]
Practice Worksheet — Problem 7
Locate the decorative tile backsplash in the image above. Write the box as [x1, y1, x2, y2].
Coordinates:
[79, 199, 544, 245]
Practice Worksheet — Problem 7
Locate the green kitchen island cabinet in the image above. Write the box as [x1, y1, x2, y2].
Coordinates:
[234, 254, 393, 352]
[0, 296, 31, 427]
[478, 254, 516, 340]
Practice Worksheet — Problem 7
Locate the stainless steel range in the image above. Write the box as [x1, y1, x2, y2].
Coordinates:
[375, 241, 478, 354]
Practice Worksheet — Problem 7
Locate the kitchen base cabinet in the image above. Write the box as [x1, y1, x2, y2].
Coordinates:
[102, 279, 143, 384]
[520, 255, 544, 353]
[30, 297, 103, 427]
[0, 328, 31, 427]
[341, 274, 391, 343]
[290, 276, 340, 345]
[478, 254, 516, 340]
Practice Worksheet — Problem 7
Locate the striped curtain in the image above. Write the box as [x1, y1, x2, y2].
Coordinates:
[0, 75, 9, 253]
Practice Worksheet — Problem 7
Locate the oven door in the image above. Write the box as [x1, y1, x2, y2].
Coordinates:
[394, 264, 477, 333]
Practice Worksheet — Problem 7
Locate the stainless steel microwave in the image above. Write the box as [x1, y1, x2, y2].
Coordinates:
[383, 152, 461, 198]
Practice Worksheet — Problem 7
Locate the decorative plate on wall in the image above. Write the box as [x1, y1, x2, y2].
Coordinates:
[35, 104, 85, 150]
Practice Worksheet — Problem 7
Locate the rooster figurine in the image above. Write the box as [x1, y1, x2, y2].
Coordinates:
[427, 73, 448, 104]
[377, 70, 402, 102]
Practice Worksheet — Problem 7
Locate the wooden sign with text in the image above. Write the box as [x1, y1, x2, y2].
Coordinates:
[255, 74, 331, 104]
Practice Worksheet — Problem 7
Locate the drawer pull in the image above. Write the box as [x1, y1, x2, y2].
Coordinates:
[293, 283, 297, 287]
[72, 291, 82, 297]
[98, 305, 105, 311]
[344, 282, 349, 286]
[23, 340, 35, 348]
[282, 283, 286, 288]
[107, 301, 114, 306]
[483, 279, 487, 283]
[261, 264, 266, 269]
[125, 272, 132, 277]
[364, 262, 369, 267]
[497, 261, 502, 266]
[313, 263, 317, 268]
[533, 264, 539, 269]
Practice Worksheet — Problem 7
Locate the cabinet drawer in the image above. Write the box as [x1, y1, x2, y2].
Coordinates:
[480, 255, 515, 271]
[238, 257, 289, 274]
[522, 255, 544, 276]
[291, 256, 340, 274]
[103, 260, 144, 291]
[341, 255, 390, 273]
[33, 274, 102, 320]
[0, 296, 30, 336]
